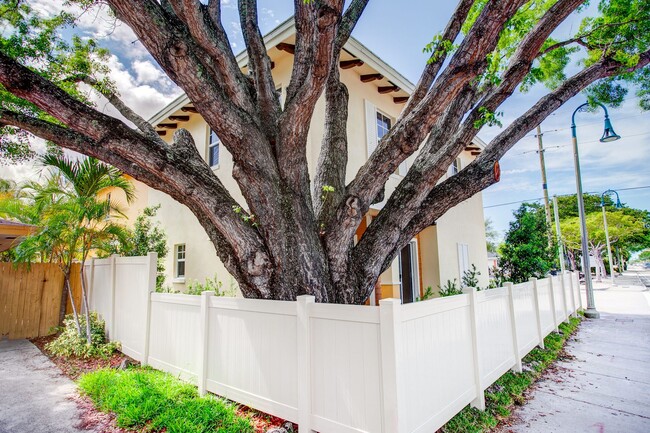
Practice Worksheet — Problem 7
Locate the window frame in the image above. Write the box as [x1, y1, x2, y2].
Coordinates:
[449, 157, 461, 176]
[207, 128, 220, 169]
[174, 243, 186, 282]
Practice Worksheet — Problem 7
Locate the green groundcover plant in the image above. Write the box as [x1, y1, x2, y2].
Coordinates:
[46, 312, 119, 359]
[78, 367, 253, 433]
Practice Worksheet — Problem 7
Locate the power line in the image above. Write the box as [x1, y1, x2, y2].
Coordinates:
[484, 185, 650, 209]
[514, 131, 650, 156]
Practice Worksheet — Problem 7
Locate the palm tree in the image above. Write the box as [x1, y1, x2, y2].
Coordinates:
[5, 155, 134, 335]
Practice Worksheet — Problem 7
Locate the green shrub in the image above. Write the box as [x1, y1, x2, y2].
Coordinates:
[46, 312, 119, 359]
[186, 275, 236, 297]
[416, 286, 435, 301]
[78, 367, 253, 433]
[462, 264, 481, 288]
[439, 279, 463, 297]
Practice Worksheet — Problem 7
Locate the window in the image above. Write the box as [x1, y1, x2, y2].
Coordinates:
[208, 129, 220, 167]
[449, 157, 461, 176]
[175, 244, 186, 280]
[376, 111, 391, 141]
[365, 100, 407, 176]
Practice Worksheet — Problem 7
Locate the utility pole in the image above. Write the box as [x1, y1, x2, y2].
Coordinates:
[536, 125, 553, 230]
[553, 195, 566, 273]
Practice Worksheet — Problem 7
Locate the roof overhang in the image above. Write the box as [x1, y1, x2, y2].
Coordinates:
[0, 220, 37, 252]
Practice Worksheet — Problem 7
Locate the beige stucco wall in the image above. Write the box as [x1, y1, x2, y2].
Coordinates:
[98, 176, 149, 227]
[145, 49, 488, 295]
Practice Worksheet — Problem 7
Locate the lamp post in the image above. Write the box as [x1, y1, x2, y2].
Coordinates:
[601, 189, 622, 287]
[571, 101, 620, 319]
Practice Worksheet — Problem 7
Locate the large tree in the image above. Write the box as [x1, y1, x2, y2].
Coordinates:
[498, 203, 556, 283]
[0, 0, 648, 303]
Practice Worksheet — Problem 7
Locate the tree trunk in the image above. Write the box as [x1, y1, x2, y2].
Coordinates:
[65, 277, 82, 335]
[80, 263, 92, 344]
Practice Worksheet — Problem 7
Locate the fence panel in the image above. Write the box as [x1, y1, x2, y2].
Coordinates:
[0, 262, 77, 339]
[310, 303, 382, 433]
[112, 256, 150, 360]
[148, 293, 201, 381]
[400, 296, 476, 433]
[551, 276, 566, 323]
[206, 298, 299, 423]
[536, 278, 555, 334]
[512, 281, 538, 356]
[88, 258, 112, 331]
[476, 287, 516, 387]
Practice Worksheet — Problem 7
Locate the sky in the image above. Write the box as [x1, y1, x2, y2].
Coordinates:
[4, 0, 650, 241]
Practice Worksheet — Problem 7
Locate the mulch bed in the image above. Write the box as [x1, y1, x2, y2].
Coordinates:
[30, 334, 294, 433]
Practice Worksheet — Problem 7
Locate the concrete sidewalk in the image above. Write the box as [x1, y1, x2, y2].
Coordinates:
[0, 339, 90, 433]
[502, 275, 650, 433]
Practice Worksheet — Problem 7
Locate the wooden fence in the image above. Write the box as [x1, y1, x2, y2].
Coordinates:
[0, 262, 82, 339]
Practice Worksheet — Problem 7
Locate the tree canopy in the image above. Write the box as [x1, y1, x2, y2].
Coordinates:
[0, 0, 648, 303]
[498, 203, 555, 283]
[558, 194, 650, 276]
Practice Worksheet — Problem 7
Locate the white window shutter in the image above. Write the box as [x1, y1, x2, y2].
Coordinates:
[458, 243, 470, 284]
[365, 99, 377, 159]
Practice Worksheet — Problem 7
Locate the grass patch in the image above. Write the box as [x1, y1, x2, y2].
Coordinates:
[78, 367, 254, 433]
[442, 315, 582, 433]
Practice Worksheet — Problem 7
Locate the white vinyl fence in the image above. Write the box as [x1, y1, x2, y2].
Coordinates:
[87, 253, 583, 433]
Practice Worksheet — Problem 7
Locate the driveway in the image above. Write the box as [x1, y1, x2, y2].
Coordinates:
[0, 339, 91, 433]
[501, 273, 650, 432]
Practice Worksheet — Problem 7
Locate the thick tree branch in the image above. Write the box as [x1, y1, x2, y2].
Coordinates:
[350, 51, 650, 301]
[402, 0, 474, 116]
[347, 0, 585, 285]
[280, 0, 343, 193]
[313, 0, 369, 224]
[325, 0, 528, 285]
[238, 0, 281, 137]
[335, 0, 369, 52]
[176, 0, 252, 109]
[0, 52, 275, 297]
[79, 77, 160, 139]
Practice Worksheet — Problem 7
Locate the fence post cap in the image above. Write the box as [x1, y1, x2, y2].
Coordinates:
[529, 277, 538, 282]
[379, 298, 401, 306]
[462, 286, 476, 294]
[296, 294, 316, 304]
[201, 290, 215, 297]
[147, 251, 158, 260]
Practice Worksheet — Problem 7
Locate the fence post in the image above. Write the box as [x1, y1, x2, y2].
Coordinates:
[548, 276, 559, 333]
[297, 295, 315, 433]
[575, 271, 584, 310]
[142, 252, 157, 367]
[566, 271, 577, 317]
[505, 283, 523, 373]
[463, 287, 486, 411]
[530, 278, 545, 349]
[379, 298, 406, 431]
[109, 254, 118, 340]
[198, 290, 214, 396]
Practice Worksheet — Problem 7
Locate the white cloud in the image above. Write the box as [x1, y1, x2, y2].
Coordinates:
[90, 55, 180, 121]
[132, 60, 165, 85]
